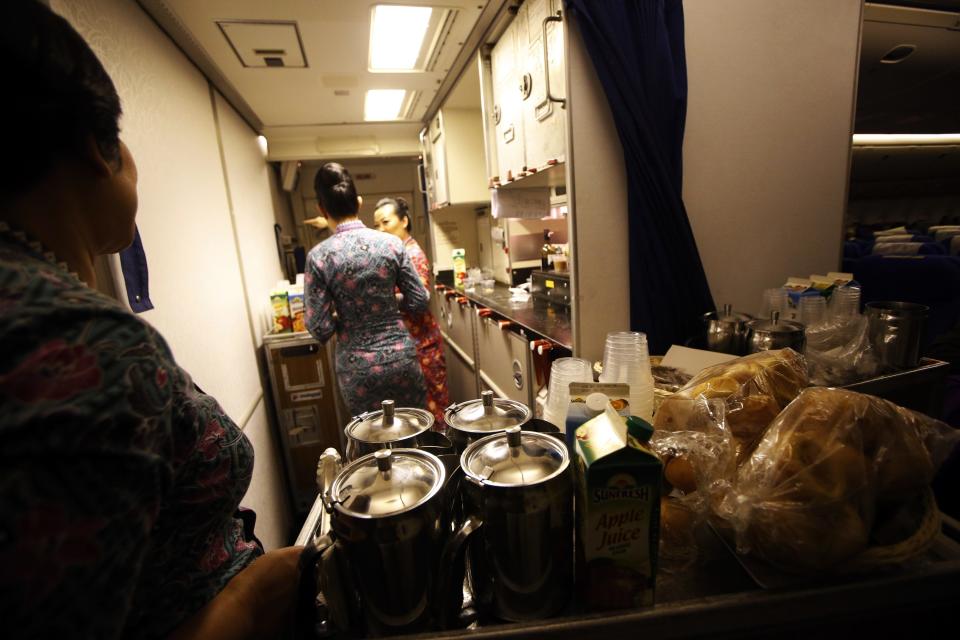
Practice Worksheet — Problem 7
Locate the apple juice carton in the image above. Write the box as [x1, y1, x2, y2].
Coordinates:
[565, 382, 631, 452]
[574, 405, 661, 611]
[270, 283, 292, 334]
[452, 248, 467, 290]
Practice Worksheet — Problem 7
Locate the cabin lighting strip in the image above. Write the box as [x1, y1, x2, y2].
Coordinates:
[852, 133, 960, 146]
[369, 5, 433, 71]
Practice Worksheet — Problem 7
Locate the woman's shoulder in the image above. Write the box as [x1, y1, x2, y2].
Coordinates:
[404, 236, 427, 258]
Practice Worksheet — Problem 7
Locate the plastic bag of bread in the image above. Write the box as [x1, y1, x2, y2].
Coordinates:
[654, 348, 808, 463]
[718, 387, 960, 574]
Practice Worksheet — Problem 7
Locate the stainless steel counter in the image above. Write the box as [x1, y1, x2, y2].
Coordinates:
[462, 283, 573, 350]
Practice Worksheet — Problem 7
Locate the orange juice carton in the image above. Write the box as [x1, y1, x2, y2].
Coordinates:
[288, 284, 305, 332]
[575, 405, 660, 611]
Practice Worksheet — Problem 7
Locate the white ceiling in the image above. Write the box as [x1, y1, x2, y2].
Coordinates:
[140, 0, 489, 159]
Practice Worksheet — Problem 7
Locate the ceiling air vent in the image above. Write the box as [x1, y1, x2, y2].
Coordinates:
[218, 21, 307, 68]
[880, 44, 917, 63]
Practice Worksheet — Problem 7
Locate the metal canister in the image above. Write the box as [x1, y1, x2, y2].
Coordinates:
[329, 448, 448, 636]
[455, 427, 573, 622]
[746, 311, 806, 354]
[443, 390, 532, 453]
[343, 400, 437, 461]
[703, 304, 753, 355]
[865, 301, 929, 371]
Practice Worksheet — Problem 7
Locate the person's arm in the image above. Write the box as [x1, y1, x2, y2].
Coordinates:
[396, 245, 429, 314]
[305, 253, 336, 343]
[167, 546, 303, 640]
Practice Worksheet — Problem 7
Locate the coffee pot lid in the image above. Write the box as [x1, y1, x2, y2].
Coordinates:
[461, 427, 567, 486]
[346, 400, 434, 443]
[331, 449, 445, 517]
[444, 391, 531, 433]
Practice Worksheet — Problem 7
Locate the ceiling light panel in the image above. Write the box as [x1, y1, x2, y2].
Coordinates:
[369, 5, 452, 72]
[364, 89, 408, 121]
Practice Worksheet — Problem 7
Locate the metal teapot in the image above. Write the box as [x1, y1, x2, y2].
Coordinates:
[703, 304, 753, 355]
[746, 310, 806, 354]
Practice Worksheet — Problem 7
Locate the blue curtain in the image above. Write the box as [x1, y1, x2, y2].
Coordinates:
[565, 0, 714, 354]
[119, 226, 153, 312]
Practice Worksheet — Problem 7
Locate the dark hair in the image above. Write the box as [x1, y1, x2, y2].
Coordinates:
[1, 1, 122, 198]
[314, 162, 359, 219]
[375, 196, 410, 231]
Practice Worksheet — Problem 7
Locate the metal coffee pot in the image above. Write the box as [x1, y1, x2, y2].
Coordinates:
[444, 390, 559, 453]
[746, 311, 806, 354]
[344, 400, 453, 461]
[703, 304, 753, 355]
[329, 448, 452, 636]
[439, 427, 573, 624]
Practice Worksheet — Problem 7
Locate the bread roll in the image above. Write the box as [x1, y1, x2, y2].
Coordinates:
[731, 386, 948, 573]
[654, 348, 808, 464]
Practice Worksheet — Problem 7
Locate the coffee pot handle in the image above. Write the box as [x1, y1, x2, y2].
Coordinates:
[435, 515, 483, 629]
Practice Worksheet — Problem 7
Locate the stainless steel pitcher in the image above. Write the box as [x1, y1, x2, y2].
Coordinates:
[439, 427, 573, 624]
[865, 301, 929, 371]
[329, 448, 449, 636]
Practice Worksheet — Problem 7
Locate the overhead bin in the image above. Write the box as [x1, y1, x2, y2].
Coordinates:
[857, 2, 960, 134]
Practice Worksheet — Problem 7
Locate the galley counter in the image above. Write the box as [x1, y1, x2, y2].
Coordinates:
[431, 278, 572, 410]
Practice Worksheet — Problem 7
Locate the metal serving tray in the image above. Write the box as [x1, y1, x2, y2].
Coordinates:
[842, 357, 949, 419]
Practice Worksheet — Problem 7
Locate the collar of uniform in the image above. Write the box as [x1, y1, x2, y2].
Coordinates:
[334, 220, 365, 234]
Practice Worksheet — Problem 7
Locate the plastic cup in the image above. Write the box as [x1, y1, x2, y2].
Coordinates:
[761, 288, 788, 319]
[799, 296, 827, 328]
[831, 286, 861, 319]
[543, 357, 593, 429]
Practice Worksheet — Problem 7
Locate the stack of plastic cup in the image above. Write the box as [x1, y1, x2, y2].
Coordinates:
[831, 285, 861, 320]
[761, 288, 789, 319]
[542, 357, 594, 431]
[799, 295, 827, 329]
[598, 331, 655, 422]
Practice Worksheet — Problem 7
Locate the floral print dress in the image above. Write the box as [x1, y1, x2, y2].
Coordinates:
[305, 221, 429, 416]
[0, 224, 261, 639]
[401, 236, 450, 426]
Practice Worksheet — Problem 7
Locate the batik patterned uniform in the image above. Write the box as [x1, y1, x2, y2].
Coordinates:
[0, 227, 261, 639]
[401, 236, 450, 426]
[305, 221, 429, 416]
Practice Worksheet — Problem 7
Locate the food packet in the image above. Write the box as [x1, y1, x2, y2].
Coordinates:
[716, 387, 960, 574]
[654, 349, 809, 463]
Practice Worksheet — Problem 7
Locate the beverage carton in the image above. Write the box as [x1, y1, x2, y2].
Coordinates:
[288, 285, 305, 332]
[574, 405, 660, 611]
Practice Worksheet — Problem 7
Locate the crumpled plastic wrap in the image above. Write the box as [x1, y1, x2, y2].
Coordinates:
[654, 349, 809, 463]
[716, 387, 960, 574]
[651, 398, 733, 570]
[804, 315, 880, 386]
